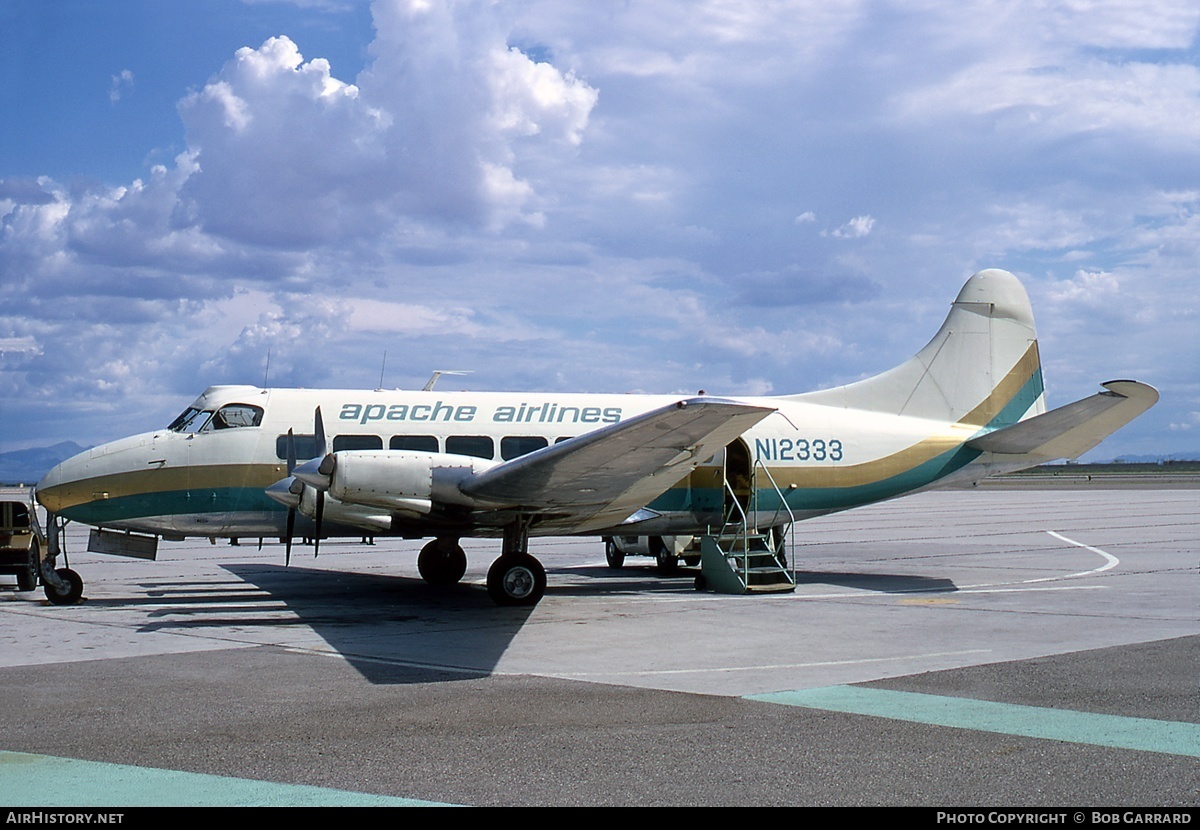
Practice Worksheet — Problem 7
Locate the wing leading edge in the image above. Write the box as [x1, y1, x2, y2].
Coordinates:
[460, 397, 775, 530]
[967, 380, 1158, 460]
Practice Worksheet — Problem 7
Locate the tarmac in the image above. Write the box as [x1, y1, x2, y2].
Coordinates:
[0, 483, 1196, 806]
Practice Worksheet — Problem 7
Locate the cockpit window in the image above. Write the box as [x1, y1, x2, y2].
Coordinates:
[207, 404, 264, 430]
[168, 407, 213, 434]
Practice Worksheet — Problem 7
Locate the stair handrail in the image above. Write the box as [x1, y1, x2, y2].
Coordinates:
[753, 459, 796, 582]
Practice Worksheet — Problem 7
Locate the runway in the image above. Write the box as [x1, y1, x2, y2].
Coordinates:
[1, 485, 1196, 806]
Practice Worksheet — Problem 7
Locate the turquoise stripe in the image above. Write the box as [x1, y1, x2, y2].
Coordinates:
[0, 750, 457, 807]
[654, 366, 1048, 515]
[64, 367, 1048, 526]
[61, 488, 282, 525]
[747, 686, 1200, 758]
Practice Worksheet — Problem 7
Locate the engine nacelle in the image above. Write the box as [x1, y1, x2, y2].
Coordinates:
[327, 450, 495, 514]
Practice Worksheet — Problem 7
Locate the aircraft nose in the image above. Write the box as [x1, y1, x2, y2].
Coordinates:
[36, 450, 86, 514]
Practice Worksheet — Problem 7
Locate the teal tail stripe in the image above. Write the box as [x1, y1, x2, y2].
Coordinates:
[748, 686, 1200, 758]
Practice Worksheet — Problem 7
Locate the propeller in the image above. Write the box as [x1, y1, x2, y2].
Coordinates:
[284, 428, 297, 566]
[265, 408, 330, 563]
[313, 406, 326, 558]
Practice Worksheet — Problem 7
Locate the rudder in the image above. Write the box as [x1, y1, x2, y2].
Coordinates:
[794, 269, 1046, 428]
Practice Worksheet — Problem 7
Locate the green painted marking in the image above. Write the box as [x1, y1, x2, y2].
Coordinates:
[0, 751, 458, 807]
[747, 686, 1200, 758]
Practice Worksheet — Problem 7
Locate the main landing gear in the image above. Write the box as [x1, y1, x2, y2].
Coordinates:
[416, 527, 547, 606]
[417, 537, 467, 586]
[486, 522, 545, 607]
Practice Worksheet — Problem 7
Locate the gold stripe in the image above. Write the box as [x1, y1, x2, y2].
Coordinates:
[670, 341, 1042, 492]
[38, 464, 287, 512]
[772, 341, 1041, 489]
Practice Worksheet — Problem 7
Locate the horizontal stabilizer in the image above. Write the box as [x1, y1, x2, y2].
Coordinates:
[460, 397, 774, 529]
[966, 380, 1158, 460]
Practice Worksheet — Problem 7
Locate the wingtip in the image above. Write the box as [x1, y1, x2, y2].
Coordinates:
[1101, 380, 1159, 405]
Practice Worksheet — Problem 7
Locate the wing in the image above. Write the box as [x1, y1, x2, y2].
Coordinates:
[967, 380, 1158, 460]
[460, 397, 775, 530]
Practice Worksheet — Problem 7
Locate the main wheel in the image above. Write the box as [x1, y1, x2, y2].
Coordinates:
[16, 539, 38, 591]
[604, 538, 625, 569]
[487, 553, 546, 606]
[417, 538, 467, 586]
[652, 537, 678, 575]
[44, 568, 83, 606]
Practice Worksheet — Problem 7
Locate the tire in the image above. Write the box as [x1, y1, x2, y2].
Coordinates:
[682, 555, 700, 568]
[44, 568, 83, 606]
[604, 538, 625, 569]
[487, 553, 546, 606]
[417, 538, 467, 586]
[16, 539, 38, 591]
[652, 537, 678, 575]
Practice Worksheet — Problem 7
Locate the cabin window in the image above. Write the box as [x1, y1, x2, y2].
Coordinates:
[168, 407, 213, 434]
[333, 435, 383, 452]
[554, 436, 574, 444]
[445, 435, 494, 459]
[208, 403, 264, 430]
[501, 436, 549, 460]
[275, 434, 321, 461]
[390, 435, 439, 452]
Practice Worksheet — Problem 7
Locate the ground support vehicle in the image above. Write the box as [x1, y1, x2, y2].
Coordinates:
[0, 486, 82, 604]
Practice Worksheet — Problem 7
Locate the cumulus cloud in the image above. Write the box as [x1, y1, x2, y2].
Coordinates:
[3, 0, 1200, 460]
[826, 215, 875, 239]
[109, 69, 134, 103]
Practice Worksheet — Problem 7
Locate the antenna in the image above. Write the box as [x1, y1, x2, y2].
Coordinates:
[263, 348, 271, 387]
[378, 350, 387, 390]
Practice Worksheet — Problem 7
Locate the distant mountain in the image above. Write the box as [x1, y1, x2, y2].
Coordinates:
[0, 441, 89, 486]
[1110, 453, 1200, 463]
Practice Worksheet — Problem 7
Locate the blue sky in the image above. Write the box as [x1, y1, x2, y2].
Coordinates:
[2, 0, 1198, 460]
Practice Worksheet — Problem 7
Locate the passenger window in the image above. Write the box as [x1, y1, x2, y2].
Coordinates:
[501, 436, 549, 460]
[333, 435, 383, 451]
[445, 435, 494, 459]
[275, 434, 321, 461]
[390, 435, 439, 452]
[208, 404, 264, 430]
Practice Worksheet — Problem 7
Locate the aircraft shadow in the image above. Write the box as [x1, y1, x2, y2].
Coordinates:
[100, 563, 538, 685]
[791, 570, 958, 593]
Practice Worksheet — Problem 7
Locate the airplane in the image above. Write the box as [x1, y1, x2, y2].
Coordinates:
[33, 268, 1158, 607]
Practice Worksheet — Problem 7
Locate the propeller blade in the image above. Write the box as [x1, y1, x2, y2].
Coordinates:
[286, 428, 297, 474]
[314, 406, 327, 458]
[314, 490, 324, 558]
[285, 507, 295, 567]
[284, 428, 298, 566]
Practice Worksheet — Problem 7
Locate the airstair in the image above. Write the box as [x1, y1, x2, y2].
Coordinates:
[696, 459, 796, 594]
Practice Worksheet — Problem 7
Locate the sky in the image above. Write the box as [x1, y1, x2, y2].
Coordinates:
[2, 0, 1198, 461]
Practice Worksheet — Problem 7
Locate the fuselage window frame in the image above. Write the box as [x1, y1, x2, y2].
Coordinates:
[501, 436, 549, 460]
[389, 435, 439, 453]
[332, 434, 384, 452]
[207, 403, 265, 431]
[445, 435, 495, 460]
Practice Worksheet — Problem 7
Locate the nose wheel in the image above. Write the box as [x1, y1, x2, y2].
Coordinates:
[43, 567, 83, 606]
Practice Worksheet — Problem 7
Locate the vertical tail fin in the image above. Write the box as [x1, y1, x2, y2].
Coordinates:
[794, 269, 1046, 428]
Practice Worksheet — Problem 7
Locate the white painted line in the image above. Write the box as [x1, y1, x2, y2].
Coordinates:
[1043, 530, 1120, 575]
[551, 648, 993, 678]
